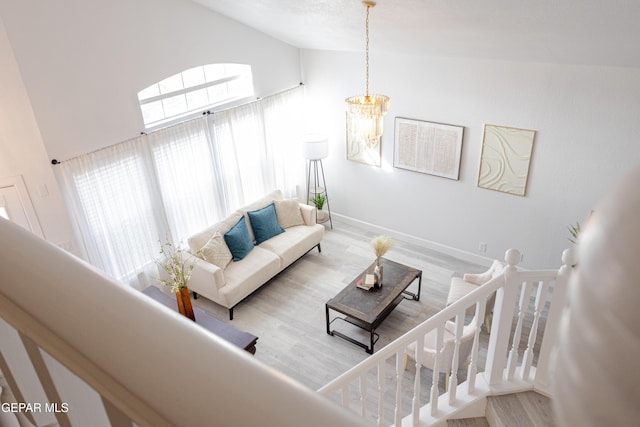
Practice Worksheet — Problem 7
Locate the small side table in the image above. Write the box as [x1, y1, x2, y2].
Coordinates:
[142, 286, 258, 354]
[306, 159, 332, 229]
[302, 134, 332, 229]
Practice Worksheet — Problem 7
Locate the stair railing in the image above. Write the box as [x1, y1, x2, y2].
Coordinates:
[0, 215, 575, 427]
[318, 248, 575, 426]
[0, 218, 367, 427]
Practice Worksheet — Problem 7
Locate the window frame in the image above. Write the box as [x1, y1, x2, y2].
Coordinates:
[138, 64, 254, 131]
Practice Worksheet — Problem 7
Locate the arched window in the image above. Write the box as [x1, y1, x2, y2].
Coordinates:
[137, 63, 254, 129]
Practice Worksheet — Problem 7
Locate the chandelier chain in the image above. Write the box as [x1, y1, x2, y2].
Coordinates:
[365, 4, 370, 97]
[345, 1, 389, 149]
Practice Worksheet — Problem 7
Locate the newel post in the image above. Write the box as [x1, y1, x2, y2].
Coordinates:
[484, 248, 521, 386]
[533, 247, 577, 393]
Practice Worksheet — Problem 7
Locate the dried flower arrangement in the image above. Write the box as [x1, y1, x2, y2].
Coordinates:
[370, 235, 393, 260]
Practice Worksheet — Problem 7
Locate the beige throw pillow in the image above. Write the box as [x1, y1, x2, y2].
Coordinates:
[200, 231, 232, 269]
[274, 199, 305, 228]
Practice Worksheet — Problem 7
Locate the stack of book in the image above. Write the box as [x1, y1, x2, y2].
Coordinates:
[356, 274, 377, 291]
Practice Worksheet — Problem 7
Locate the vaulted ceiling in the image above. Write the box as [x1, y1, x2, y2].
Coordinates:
[192, 0, 640, 68]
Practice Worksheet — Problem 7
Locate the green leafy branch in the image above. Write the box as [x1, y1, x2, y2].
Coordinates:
[567, 222, 581, 245]
[157, 238, 200, 293]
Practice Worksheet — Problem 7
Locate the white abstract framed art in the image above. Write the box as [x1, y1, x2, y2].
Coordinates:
[477, 124, 536, 196]
[393, 117, 464, 180]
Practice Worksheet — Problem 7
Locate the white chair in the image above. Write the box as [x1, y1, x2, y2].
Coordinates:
[404, 316, 478, 391]
[446, 259, 503, 332]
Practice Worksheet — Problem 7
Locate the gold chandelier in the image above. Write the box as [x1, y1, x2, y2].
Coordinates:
[345, 1, 390, 149]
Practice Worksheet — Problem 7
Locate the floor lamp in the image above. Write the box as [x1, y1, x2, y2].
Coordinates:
[302, 134, 332, 229]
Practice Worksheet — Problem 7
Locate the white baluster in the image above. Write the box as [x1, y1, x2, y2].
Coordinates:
[506, 280, 532, 380]
[395, 350, 403, 427]
[430, 324, 444, 416]
[0, 386, 20, 427]
[466, 299, 486, 394]
[20, 334, 72, 427]
[535, 248, 575, 392]
[412, 334, 423, 426]
[448, 311, 464, 404]
[360, 374, 367, 418]
[486, 249, 521, 385]
[341, 384, 349, 408]
[102, 396, 132, 426]
[521, 280, 549, 380]
[377, 360, 385, 427]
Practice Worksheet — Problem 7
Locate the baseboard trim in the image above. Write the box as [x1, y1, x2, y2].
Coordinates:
[331, 213, 493, 267]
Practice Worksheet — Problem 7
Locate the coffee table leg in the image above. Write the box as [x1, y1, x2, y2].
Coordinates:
[325, 304, 332, 335]
[403, 272, 422, 301]
[326, 313, 379, 353]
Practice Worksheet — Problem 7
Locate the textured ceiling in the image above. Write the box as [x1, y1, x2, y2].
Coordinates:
[191, 0, 640, 68]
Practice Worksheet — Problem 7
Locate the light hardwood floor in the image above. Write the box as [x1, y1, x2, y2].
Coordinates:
[189, 219, 486, 391]
[179, 218, 555, 425]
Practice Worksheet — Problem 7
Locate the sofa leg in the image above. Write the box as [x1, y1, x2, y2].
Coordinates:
[317, 243, 322, 253]
[193, 291, 198, 300]
[229, 307, 234, 321]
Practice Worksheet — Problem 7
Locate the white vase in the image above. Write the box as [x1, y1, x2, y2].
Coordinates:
[373, 258, 383, 287]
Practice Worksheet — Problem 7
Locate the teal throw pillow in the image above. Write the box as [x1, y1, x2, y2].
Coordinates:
[248, 202, 285, 245]
[223, 217, 254, 261]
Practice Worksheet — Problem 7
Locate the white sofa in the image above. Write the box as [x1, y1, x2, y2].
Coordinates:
[185, 190, 324, 319]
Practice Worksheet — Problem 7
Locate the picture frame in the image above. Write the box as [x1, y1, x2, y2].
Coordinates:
[393, 117, 464, 180]
[346, 113, 382, 167]
[477, 124, 536, 196]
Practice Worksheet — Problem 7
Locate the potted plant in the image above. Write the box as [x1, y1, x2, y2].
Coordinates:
[310, 193, 327, 221]
[567, 221, 581, 245]
[157, 238, 200, 321]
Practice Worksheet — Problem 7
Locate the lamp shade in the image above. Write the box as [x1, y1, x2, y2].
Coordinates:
[301, 134, 329, 160]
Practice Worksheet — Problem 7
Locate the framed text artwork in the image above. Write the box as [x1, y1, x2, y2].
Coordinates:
[393, 117, 464, 180]
[346, 113, 382, 167]
[477, 124, 536, 196]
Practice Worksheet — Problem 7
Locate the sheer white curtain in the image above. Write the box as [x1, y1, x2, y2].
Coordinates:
[60, 136, 167, 287]
[59, 86, 305, 288]
[262, 87, 305, 197]
[212, 100, 266, 206]
[213, 86, 305, 207]
[147, 117, 223, 242]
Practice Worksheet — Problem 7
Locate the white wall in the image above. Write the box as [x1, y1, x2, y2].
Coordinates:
[0, 0, 301, 161]
[3, 0, 639, 269]
[301, 49, 640, 268]
[0, 18, 76, 250]
[0, 0, 301, 256]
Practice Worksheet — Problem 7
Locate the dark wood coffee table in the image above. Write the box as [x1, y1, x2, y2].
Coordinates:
[325, 258, 422, 354]
[142, 286, 258, 354]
